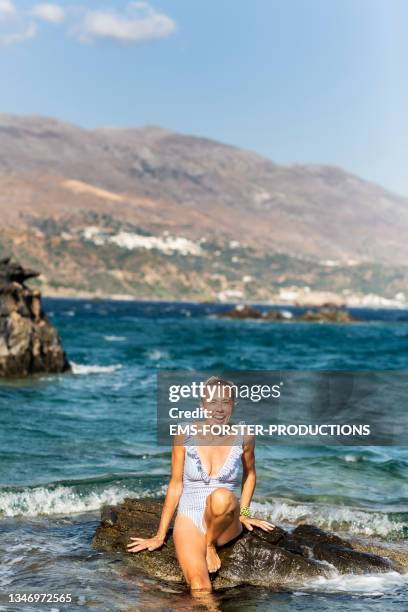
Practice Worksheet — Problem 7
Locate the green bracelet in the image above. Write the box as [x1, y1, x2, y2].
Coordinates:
[240, 506, 251, 518]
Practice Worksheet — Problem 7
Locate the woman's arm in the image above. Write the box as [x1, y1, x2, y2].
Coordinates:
[127, 438, 185, 553]
[239, 435, 275, 532]
[239, 435, 257, 509]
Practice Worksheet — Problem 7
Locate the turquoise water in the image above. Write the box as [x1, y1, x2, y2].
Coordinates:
[1, 299, 407, 611]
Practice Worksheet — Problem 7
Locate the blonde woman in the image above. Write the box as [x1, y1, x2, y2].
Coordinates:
[127, 377, 275, 592]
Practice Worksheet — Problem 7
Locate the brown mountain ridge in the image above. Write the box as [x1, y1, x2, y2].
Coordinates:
[0, 114, 407, 302]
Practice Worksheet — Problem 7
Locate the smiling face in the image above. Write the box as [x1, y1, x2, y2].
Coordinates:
[202, 380, 235, 426]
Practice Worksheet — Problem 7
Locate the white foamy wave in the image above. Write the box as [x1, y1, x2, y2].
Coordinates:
[252, 499, 405, 537]
[0, 484, 167, 517]
[342, 454, 359, 462]
[301, 571, 408, 595]
[104, 335, 126, 342]
[148, 349, 169, 361]
[70, 362, 123, 375]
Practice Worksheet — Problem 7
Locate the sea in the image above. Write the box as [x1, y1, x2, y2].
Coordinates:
[1, 299, 407, 611]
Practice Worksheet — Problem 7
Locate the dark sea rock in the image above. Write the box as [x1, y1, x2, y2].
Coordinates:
[219, 305, 263, 319]
[262, 309, 286, 321]
[92, 498, 401, 589]
[298, 306, 358, 323]
[218, 304, 357, 323]
[0, 258, 71, 377]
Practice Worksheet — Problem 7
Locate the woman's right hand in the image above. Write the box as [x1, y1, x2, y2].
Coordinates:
[126, 534, 164, 553]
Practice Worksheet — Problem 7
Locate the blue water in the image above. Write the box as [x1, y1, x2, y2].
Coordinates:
[1, 299, 407, 611]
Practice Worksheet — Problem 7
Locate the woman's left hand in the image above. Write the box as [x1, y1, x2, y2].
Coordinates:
[239, 515, 275, 532]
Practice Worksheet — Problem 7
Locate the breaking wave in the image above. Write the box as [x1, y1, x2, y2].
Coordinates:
[70, 362, 123, 375]
[301, 570, 408, 595]
[0, 477, 166, 517]
[253, 498, 407, 538]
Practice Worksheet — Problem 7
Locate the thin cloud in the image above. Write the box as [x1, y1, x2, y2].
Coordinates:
[0, 0, 16, 18]
[0, 22, 36, 46]
[0, 0, 35, 46]
[78, 3, 176, 43]
[31, 4, 65, 24]
[0, 2, 175, 46]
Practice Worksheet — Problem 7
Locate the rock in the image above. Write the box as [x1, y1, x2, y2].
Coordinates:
[298, 306, 358, 323]
[219, 305, 263, 319]
[0, 258, 71, 377]
[349, 539, 408, 572]
[290, 525, 397, 574]
[92, 498, 401, 590]
[218, 304, 262, 319]
[262, 309, 286, 321]
[217, 304, 358, 323]
[0, 257, 39, 285]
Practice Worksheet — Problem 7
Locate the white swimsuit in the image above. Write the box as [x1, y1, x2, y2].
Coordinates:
[177, 430, 244, 533]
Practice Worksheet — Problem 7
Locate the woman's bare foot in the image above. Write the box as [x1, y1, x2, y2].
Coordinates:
[206, 544, 221, 573]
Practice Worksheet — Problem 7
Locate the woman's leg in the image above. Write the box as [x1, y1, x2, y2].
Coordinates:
[173, 513, 211, 592]
[203, 488, 242, 572]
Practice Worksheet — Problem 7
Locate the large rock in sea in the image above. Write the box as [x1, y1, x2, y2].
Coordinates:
[0, 257, 70, 377]
[218, 304, 358, 323]
[92, 498, 403, 589]
[219, 304, 263, 319]
[298, 305, 358, 323]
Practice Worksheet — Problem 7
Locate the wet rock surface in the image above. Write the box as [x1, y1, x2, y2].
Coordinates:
[0, 257, 70, 377]
[92, 498, 401, 589]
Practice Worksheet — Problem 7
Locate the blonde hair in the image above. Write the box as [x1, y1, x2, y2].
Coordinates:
[204, 375, 237, 401]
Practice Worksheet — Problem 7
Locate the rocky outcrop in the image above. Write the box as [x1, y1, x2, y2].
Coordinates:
[219, 305, 263, 319]
[0, 258, 70, 377]
[92, 498, 401, 589]
[219, 304, 358, 323]
[298, 305, 358, 323]
[262, 309, 287, 321]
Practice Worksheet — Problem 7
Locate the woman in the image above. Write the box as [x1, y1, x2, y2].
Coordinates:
[127, 376, 275, 593]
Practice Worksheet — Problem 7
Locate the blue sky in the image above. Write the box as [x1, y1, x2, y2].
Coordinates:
[1, 0, 407, 195]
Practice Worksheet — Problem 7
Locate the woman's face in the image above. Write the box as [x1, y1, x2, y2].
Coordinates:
[202, 384, 234, 426]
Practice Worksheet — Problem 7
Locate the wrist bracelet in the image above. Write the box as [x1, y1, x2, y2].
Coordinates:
[240, 506, 251, 518]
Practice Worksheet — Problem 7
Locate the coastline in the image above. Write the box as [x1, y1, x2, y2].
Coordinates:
[41, 292, 408, 311]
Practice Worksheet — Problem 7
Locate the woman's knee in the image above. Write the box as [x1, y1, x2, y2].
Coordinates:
[208, 487, 237, 516]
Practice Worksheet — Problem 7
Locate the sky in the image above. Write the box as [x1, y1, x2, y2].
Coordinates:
[0, 0, 407, 196]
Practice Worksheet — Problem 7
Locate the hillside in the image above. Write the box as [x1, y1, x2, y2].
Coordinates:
[0, 113, 407, 303]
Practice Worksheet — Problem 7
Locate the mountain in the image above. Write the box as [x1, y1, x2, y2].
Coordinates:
[0, 113, 407, 303]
